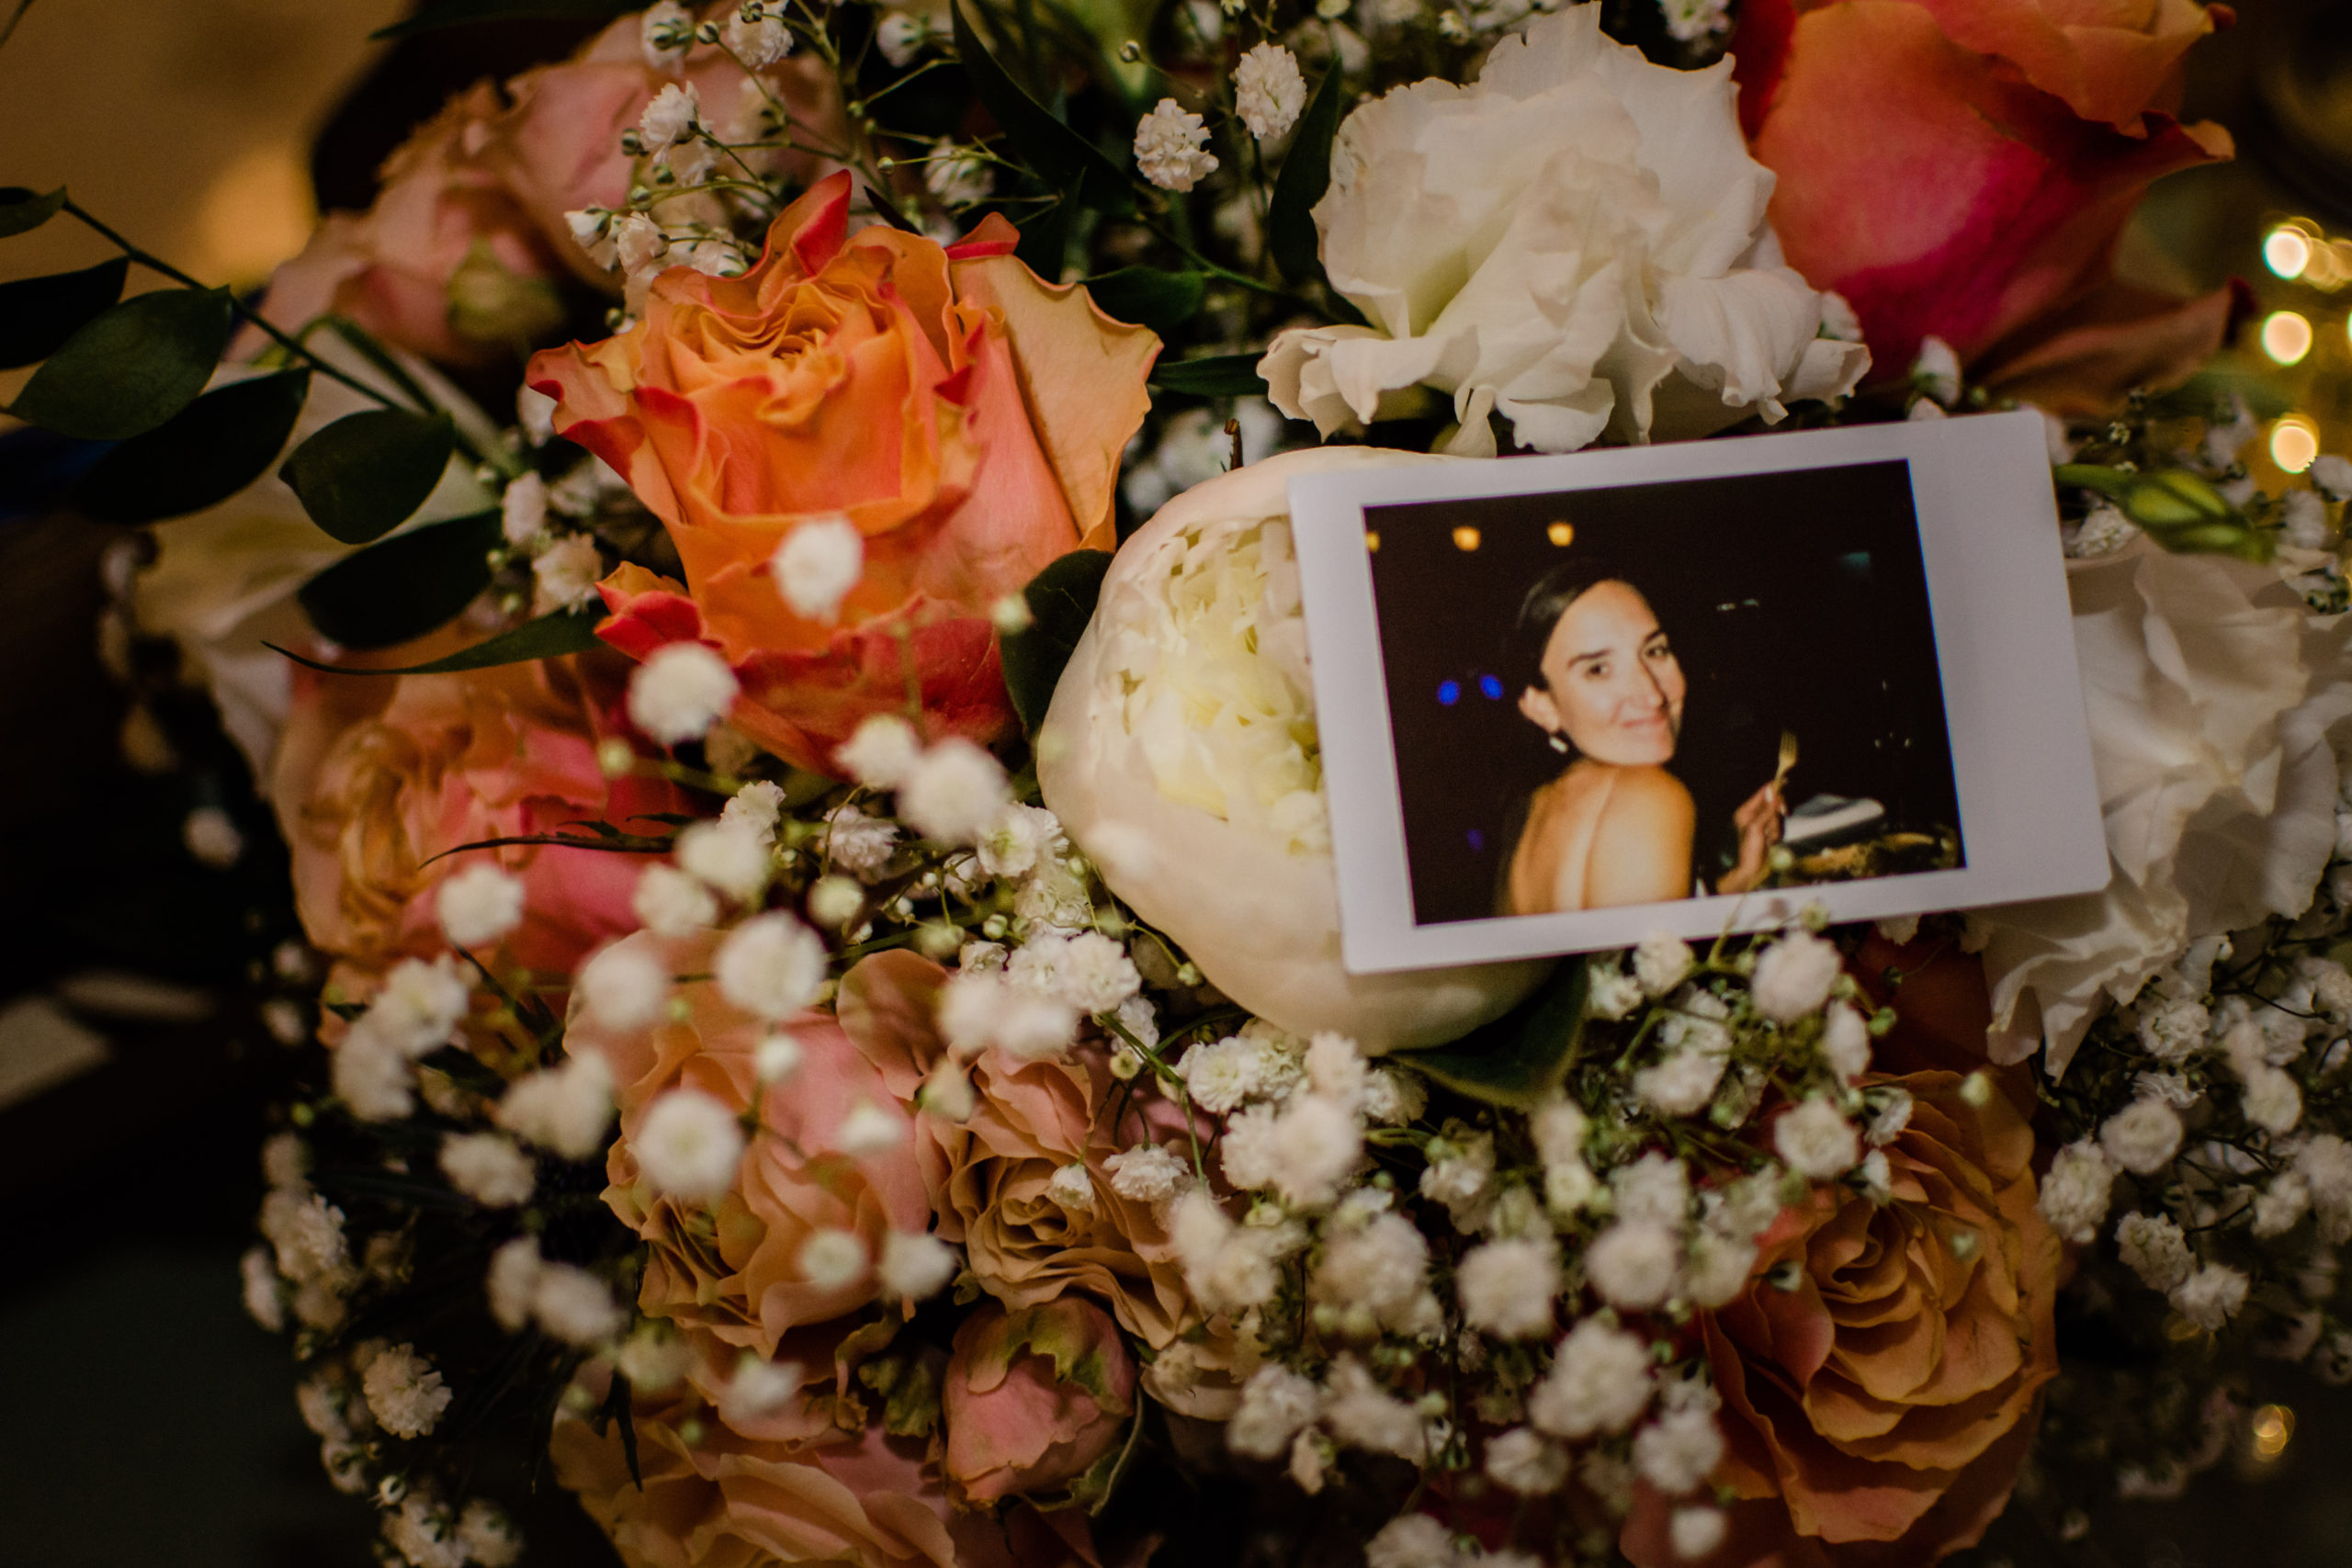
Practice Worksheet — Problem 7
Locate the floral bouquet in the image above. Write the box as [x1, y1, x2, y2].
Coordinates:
[14, 0, 2352, 1563]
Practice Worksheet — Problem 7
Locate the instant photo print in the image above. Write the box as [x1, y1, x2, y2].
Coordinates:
[1287, 411, 2107, 973]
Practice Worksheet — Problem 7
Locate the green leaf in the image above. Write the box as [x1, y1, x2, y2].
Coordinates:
[6, 286, 233, 439]
[0, 185, 66, 238]
[1148, 354, 1268, 399]
[1390, 959, 1580, 1110]
[296, 511, 501, 649]
[1269, 69, 1345, 286]
[268, 605, 605, 675]
[1001, 548, 1111, 730]
[952, 1, 1131, 215]
[0, 255, 128, 368]
[1085, 266, 1204, 335]
[374, 0, 634, 37]
[281, 407, 457, 544]
[74, 369, 311, 522]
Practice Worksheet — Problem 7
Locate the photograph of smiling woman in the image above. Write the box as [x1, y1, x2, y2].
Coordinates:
[1500, 562, 1787, 916]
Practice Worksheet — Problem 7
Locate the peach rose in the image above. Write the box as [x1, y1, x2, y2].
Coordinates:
[836, 952, 1233, 1415]
[944, 1298, 1136, 1506]
[1733, 0, 2233, 389]
[529, 171, 1159, 772]
[553, 1377, 1105, 1568]
[485, 12, 843, 290]
[566, 930, 934, 1357]
[270, 647, 681, 978]
[1623, 948, 2061, 1568]
[242, 84, 567, 368]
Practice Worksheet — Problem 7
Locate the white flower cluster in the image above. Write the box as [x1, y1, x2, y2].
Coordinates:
[1189, 914, 1897, 1551]
[2032, 894, 2352, 1373]
[248, 1132, 357, 1336]
[334, 957, 474, 1122]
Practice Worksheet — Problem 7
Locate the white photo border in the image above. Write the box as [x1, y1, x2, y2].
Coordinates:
[1288, 410, 2108, 974]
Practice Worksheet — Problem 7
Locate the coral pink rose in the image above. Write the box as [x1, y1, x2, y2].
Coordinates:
[484, 11, 842, 290]
[836, 952, 1236, 1415]
[552, 1375, 1107, 1568]
[944, 1298, 1136, 1506]
[566, 930, 934, 1357]
[1733, 0, 2233, 389]
[242, 84, 568, 368]
[528, 171, 1159, 772]
[270, 646, 680, 977]
[1623, 947, 2060, 1568]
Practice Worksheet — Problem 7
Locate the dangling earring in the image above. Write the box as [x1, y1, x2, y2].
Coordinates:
[1547, 731, 1569, 754]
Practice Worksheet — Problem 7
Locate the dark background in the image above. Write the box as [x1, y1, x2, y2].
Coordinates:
[1367, 461, 1963, 926]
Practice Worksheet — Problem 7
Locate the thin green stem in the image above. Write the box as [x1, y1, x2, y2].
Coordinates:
[62, 201, 399, 412]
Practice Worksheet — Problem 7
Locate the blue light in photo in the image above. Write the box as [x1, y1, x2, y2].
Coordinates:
[1467, 829, 1486, 852]
[1478, 673, 1504, 701]
[1437, 679, 1462, 705]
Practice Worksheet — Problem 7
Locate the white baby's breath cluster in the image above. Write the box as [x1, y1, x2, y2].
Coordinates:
[2037, 878, 2352, 1385]
[1193, 917, 1889, 1553]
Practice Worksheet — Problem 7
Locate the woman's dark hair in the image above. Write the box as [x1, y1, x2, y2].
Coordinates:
[1509, 558, 1644, 694]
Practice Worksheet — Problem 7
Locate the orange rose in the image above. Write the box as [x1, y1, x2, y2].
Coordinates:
[270, 647, 682, 979]
[564, 931, 936, 1358]
[1623, 943, 2061, 1568]
[528, 171, 1159, 772]
[242, 84, 567, 367]
[1733, 0, 2235, 403]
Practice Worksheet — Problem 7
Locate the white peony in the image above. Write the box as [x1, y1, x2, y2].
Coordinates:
[1036, 447, 1549, 1050]
[1972, 541, 2352, 1075]
[1257, 5, 1867, 459]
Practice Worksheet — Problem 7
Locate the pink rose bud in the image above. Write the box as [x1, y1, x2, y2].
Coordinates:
[942, 1297, 1136, 1506]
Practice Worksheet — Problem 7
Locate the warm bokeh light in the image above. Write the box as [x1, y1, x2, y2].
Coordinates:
[1546, 520, 1574, 547]
[1452, 525, 1482, 551]
[2273, 415, 2322, 473]
[2251, 1404, 2296, 1463]
[1363, 530, 1380, 553]
[2267, 225, 2313, 278]
[193, 142, 316, 289]
[2264, 310, 2315, 365]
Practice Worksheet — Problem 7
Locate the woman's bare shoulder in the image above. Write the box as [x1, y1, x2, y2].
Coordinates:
[1596, 765, 1694, 824]
[1584, 766, 1694, 908]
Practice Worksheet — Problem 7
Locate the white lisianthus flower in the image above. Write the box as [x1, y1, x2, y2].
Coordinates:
[1258, 6, 1867, 458]
[1973, 545, 2352, 1075]
[1038, 449, 1549, 1050]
